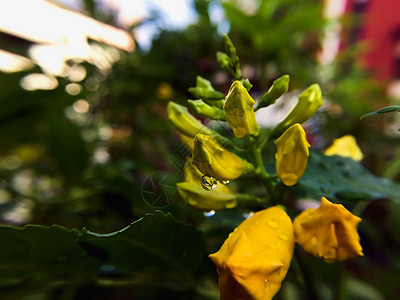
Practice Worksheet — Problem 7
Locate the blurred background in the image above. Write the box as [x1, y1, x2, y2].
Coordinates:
[1, 0, 400, 299]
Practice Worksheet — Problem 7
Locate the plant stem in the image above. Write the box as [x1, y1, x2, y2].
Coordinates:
[333, 262, 345, 300]
[293, 249, 321, 300]
[248, 137, 278, 203]
[236, 193, 267, 205]
[259, 134, 272, 151]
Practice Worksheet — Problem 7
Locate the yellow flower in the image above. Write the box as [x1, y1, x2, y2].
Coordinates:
[209, 206, 294, 300]
[271, 84, 322, 139]
[178, 133, 194, 152]
[167, 101, 212, 138]
[294, 197, 363, 262]
[192, 134, 254, 181]
[177, 159, 238, 210]
[324, 135, 363, 161]
[224, 80, 259, 138]
[275, 123, 310, 186]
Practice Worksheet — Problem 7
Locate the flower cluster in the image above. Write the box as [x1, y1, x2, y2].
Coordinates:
[167, 36, 364, 299]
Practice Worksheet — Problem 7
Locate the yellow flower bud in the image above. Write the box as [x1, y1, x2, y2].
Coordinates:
[224, 80, 259, 138]
[167, 101, 212, 138]
[177, 182, 238, 210]
[177, 159, 237, 210]
[209, 206, 294, 300]
[294, 197, 363, 263]
[324, 135, 363, 161]
[271, 84, 322, 139]
[192, 134, 254, 181]
[176, 159, 237, 210]
[275, 124, 310, 186]
[178, 133, 194, 152]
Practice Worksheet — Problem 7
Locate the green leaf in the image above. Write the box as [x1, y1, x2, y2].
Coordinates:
[360, 105, 400, 120]
[0, 211, 204, 295]
[0, 224, 100, 296]
[81, 211, 204, 279]
[290, 152, 400, 203]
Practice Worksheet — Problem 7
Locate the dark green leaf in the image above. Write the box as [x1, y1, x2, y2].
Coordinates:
[0, 211, 204, 293]
[290, 152, 400, 203]
[81, 211, 204, 279]
[0, 225, 99, 282]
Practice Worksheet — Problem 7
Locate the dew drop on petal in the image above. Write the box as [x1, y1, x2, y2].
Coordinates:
[203, 210, 216, 217]
[267, 220, 279, 228]
[279, 234, 289, 241]
[243, 211, 255, 219]
[201, 175, 218, 191]
[311, 236, 318, 246]
[220, 180, 230, 185]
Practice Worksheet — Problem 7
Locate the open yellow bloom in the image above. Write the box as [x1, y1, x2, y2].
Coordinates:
[294, 197, 363, 262]
[224, 80, 259, 138]
[176, 159, 237, 210]
[324, 135, 363, 161]
[192, 134, 254, 181]
[209, 206, 294, 300]
[167, 101, 212, 138]
[275, 123, 310, 186]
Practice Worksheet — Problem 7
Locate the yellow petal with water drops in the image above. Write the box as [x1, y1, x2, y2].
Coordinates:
[224, 80, 259, 138]
[177, 159, 237, 210]
[275, 123, 310, 186]
[324, 135, 363, 161]
[192, 134, 254, 181]
[209, 206, 294, 300]
[294, 197, 363, 262]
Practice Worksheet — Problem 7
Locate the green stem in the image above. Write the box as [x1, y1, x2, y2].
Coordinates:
[248, 137, 278, 202]
[293, 249, 321, 300]
[259, 133, 272, 151]
[333, 262, 345, 300]
[236, 193, 268, 205]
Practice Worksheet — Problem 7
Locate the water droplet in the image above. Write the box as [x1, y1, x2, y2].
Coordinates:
[279, 234, 289, 241]
[201, 175, 217, 191]
[267, 220, 279, 228]
[203, 210, 216, 217]
[243, 211, 255, 219]
[311, 236, 318, 246]
[225, 200, 237, 209]
[220, 180, 230, 185]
